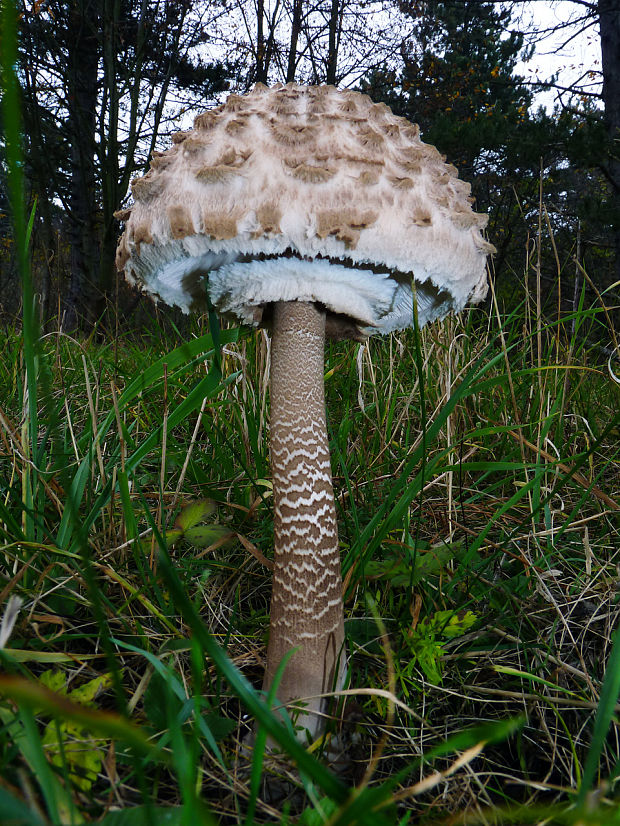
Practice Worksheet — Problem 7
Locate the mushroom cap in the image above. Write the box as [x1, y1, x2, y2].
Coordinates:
[116, 82, 494, 335]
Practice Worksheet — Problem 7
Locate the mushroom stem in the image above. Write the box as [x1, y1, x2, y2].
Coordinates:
[264, 300, 346, 737]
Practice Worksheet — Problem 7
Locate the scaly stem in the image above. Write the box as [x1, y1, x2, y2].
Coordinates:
[264, 300, 345, 737]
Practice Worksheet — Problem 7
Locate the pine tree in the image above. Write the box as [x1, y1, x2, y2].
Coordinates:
[17, 0, 234, 329]
[364, 1, 533, 176]
[362, 1, 615, 305]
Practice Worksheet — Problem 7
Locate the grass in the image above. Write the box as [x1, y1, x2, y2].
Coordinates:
[0, 268, 618, 824]
[2, 3, 620, 821]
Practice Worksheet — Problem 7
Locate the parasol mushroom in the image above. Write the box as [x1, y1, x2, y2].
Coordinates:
[115, 82, 494, 738]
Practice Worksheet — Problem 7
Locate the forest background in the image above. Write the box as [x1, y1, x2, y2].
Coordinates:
[0, 0, 619, 334]
[1, 1, 620, 825]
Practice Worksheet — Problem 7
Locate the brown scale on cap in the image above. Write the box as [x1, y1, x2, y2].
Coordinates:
[171, 130, 191, 144]
[338, 98, 358, 113]
[195, 165, 239, 184]
[453, 179, 472, 198]
[400, 143, 427, 160]
[168, 206, 194, 240]
[194, 111, 221, 131]
[194, 150, 249, 183]
[433, 170, 455, 186]
[411, 209, 433, 227]
[357, 169, 380, 186]
[337, 153, 385, 169]
[369, 101, 392, 120]
[130, 173, 161, 201]
[316, 208, 379, 248]
[270, 122, 316, 145]
[286, 162, 335, 184]
[356, 126, 384, 149]
[115, 235, 130, 270]
[450, 206, 489, 230]
[150, 154, 175, 171]
[383, 122, 401, 139]
[255, 203, 282, 236]
[225, 118, 248, 136]
[401, 124, 421, 141]
[131, 223, 154, 255]
[399, 159, 422, 175]
[390, 176, 414, 190]
[433, 192, 451, 209]
[182, 136, 211, 155]
[225, 93, 249, 112]
[273, 100, 300, 116]
[202, 211, 240, 240]
[308, 98, 328, 115]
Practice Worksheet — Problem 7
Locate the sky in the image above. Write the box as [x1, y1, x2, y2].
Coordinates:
[514, 1, 602, 111]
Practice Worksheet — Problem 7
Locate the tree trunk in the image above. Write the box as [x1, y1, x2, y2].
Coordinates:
[286, 0, 303, 82]
[599, 0, 620, 287]
[264, 300, 346, 737]
[64, 0, 101, 331]
[325, 0, 340, 85]
[256, 0, 267, 83]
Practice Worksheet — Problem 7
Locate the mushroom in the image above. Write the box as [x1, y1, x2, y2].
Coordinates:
[116, 82, 494, 739]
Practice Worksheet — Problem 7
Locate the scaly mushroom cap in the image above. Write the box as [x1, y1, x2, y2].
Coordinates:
[116, 82, 494, 335]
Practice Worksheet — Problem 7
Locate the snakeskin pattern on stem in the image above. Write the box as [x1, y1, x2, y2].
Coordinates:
[264, 300, 345, 735]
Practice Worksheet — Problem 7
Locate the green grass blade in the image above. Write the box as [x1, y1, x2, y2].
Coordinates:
[15, 706, 81, 824]
[154, 536, 350, 801]
[575, 625, 620, 808]
[98, 804, 216, 826]
[56, 332, 239, 549]
[0, 786, 48, 826]
[1, 0, 40, 541]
